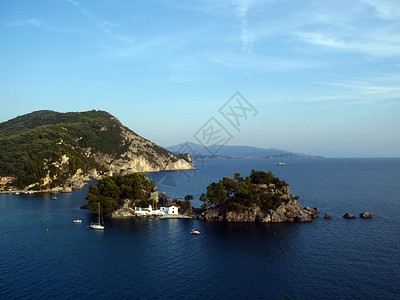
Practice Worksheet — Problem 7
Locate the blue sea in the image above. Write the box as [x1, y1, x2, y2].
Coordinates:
[1, 158, 399, 299]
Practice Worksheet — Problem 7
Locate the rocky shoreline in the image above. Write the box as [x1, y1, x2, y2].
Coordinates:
[198, 199, 319, 223]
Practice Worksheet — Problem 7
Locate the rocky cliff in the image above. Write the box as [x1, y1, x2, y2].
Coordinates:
[93, 125, 194, 175]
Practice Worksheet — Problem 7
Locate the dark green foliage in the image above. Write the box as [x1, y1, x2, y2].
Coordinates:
[182, 194, 193, 211]
[86, 173, 156, 213]
[0, 110, 132, 188]
[200, 170, 289, 213]
[249, 170, 275, 184]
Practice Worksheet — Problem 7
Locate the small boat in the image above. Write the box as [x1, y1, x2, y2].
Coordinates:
[52, 193, 58, 199]
[73, 220, 82, 223]
[191, 229, 200, 235]
[90, 202, 104, 230]
[277, 162, 286, 166]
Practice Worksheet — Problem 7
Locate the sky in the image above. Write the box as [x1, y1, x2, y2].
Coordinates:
[1, 0, 399, 157]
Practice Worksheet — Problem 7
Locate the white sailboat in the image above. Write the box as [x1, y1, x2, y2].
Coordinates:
[90, 202, 104, 230]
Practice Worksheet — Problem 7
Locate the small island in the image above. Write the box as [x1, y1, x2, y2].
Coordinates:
[198, 170, 319, 223]
[85, 170, 319, 223]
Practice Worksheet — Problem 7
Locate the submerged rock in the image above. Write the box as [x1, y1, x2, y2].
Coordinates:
[359, 212, 373, 218]
[343, 213, 357, 219]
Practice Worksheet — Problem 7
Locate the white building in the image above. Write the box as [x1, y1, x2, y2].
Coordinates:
[160, 204, 179, 215]
[134, 204, 180, 216]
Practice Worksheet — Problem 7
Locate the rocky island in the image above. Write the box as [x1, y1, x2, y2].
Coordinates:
[198, 170, 319, 223]
[0, 110, 194, 192]
[86, 170, 319, 223]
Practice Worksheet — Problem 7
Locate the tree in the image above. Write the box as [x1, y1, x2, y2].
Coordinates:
[184, 194, 193, 202]
[206, 181, 228, 206]
[182, 194, 193, 211]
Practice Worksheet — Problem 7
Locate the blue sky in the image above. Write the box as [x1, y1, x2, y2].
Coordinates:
[1, 0, 399, 157]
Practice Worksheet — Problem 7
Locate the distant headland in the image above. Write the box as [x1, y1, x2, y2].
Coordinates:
[167, 142, 324, 160]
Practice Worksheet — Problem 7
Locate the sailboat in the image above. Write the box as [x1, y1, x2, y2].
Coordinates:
[52, 192, 58, 200]
[90, 202, 104, 230]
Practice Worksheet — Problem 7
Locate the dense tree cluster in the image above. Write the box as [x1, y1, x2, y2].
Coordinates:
[86, 173, 157, 213]
[200, 170, 289, 213]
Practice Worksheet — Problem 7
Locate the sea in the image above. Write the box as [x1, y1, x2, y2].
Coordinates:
[0, 158, 399, 299]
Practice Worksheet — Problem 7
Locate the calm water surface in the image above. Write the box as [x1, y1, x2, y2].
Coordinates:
[1, 158, 399, 299]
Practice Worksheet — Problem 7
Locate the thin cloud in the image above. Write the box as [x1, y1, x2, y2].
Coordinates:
[233, 0, 254, 52]
[297, 32, 346, 48]
[309, 76, 400, 103]
[296, 28, 400, 57]
[234, 0, 251, 18]
[7, 18, 81, 34]
[65, 0, 134, 45]
[8, 18, 44, 28]
[207, 50, 313, 71]
[361, 0, 400, 20]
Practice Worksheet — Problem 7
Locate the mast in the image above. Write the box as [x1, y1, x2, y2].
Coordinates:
[98, 202, 101, 224]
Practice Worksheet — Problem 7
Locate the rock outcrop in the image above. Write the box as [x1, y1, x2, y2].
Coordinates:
[359, 212, 373, 218]
[110, 199, 134, 219]
[159, 192, 172, 207]
[343, 213, 357, 219]
[324, 214, 332, 219]
[262, 200, 319, 223]
[200, 199, 319, 223]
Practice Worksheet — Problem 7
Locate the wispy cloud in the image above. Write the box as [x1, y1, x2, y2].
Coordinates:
[8, 18, 44, 28]
[207, 50, 313, 71]
[65, 0, 135, 45]
[297, 29, 400, 57]
[233, 0, 254, 52]
[361, 0, 400, 20]
[7, 18, 81, 34]
[234, 0, 251, 18]
[308, 75, 400, 103]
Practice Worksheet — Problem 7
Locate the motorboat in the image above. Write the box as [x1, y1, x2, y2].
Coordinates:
[73, 220, 82, 223]
[191, 229, 200, 235]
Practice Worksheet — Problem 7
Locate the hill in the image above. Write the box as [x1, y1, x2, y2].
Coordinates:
[0, 110, 194, 190]
[166, 142, 323, 159]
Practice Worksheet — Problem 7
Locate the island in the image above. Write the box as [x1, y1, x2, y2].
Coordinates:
[85, 170, 319, 223]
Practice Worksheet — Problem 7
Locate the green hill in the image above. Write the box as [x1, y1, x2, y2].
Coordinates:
[0, 110, 193, 190]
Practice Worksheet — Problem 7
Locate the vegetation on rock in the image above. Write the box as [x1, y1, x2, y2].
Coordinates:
[86, 173, 156, 213]
[200, 170, 289, 213]
[0, 110, 126, 188]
